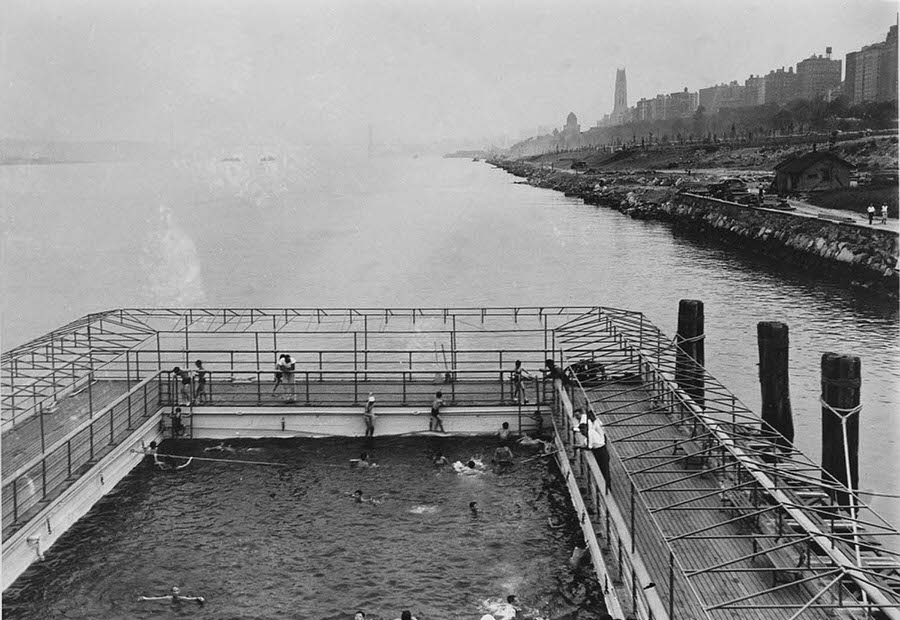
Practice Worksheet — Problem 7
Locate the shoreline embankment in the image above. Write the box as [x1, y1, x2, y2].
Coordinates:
[490, 159, 899, 296]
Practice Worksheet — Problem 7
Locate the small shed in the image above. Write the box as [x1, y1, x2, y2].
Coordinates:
[773, 151, 854, 194]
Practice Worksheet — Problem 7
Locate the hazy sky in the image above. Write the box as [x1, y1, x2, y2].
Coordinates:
[1, 0, 897, 148]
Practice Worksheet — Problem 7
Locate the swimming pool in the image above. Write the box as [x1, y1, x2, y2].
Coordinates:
[2, 436, 607, 619]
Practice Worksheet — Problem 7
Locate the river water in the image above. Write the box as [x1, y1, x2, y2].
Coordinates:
[1, 151, 898, 604]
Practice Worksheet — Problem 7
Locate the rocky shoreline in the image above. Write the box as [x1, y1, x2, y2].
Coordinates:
[490, 159, 899, 297]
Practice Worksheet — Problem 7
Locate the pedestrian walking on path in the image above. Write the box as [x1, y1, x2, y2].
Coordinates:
[867, 203, 876, 225]
[881, 204, 889, 225]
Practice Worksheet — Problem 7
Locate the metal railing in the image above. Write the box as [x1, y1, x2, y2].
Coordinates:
[1, 372, 163, 542]
[158, 367, 553, 409]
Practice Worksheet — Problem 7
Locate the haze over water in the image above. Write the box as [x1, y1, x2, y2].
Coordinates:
[2, 153, 898, 529]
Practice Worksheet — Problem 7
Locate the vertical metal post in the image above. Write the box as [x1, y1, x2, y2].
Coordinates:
[39, 401, 46, 452]
[630, 482, 636, 553]
[230, 352, 235, 380]
[184, 318, 190, 367]
[354, 333, 359, 379]
[89, 419, 95, 460]
[364, 315, 369, 376]
[255, 332, 261, 404]
[318, 352, 323, 382]
[156, 333, 162, 374]
[668, 551, 675, 619]
[499, 351, 504, 401]
[109, 406, 114, 444]
[305, 371, 310, 404]
[12, 481, 18, 523]
[67, 440, 72, 478]
[135, 351, 141, 382]
[87, 371, 94, 420]
[126, 351, 132, 387]
[127, 391, 133, 430]
[403, 370, 407, 404]
[354, 368, 359, 404]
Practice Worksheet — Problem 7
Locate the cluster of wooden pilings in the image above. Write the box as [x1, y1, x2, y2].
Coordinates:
[675, 299, 864, 509]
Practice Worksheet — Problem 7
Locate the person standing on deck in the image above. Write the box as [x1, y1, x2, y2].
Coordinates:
[867, 203, 876, 225]
[511, 360, 532, 404]
[429, 391, 446, 432]
[364, 393, 376, 438]
[280, 354, 296, 402]
[882, 204, 889, 225]
[579, 409, 611, 493]
[173, 366, 193, 405]
[273, 353, 286, 394]
[193, 360, 208, 404]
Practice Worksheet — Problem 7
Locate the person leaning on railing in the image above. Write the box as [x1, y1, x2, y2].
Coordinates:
[578, 408, 611, 494]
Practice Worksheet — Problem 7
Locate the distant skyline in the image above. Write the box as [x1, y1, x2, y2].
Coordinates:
[1, 0, 897, 149]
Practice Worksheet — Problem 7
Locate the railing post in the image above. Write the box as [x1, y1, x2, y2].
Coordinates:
[668, 550, 675, 619]
[126, 350, 131, 387]
[403, 370, 407, 404]
[67, 440, 72, 479]
[39, 401, 46, 452]
[354, 369, 359, 404]
[42, 459, 47, 501]
[630, 481, 636, 553]
[230, 351, 235, 379]
[87, 371, 94, 419]
[135, 351, 140, 382]
[127, 391, 133, 430]
[12, 481, 18, 523]
[319, 352, 323, 382]
[305, 371, 310, 404]
[89, 419, 94, 461]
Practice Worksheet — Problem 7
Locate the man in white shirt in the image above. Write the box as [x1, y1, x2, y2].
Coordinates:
[579, 408, 611, 493]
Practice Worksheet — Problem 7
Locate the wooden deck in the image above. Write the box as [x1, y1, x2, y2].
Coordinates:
[576, 384, 836, 620]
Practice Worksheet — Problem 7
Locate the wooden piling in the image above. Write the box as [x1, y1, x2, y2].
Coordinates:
[820, 352, 861, 510]
[757, 322, 794, 449]
[675, 300, 705, 410]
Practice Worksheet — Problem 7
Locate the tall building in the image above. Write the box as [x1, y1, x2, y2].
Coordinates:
[610, 68, 628, 124]
[699, 81, 745, 112]
[667, 88, 699, 118]
[744, 75, 766, 106]
[796, 48, 842, 101]
[764, 67, 799, 104]
[845, 25, 898, 106]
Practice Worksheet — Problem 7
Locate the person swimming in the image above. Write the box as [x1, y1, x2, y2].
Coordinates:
[432, 451, 449, 466]
[350, 489, 383, 505]
[204, 442, 236, 454]
[452, 459, 485, 475]
[144, 441, 192, 470]
[469, 501, 479, 517]
[139, 585, 204, 606]
[351, 452, 378, 468]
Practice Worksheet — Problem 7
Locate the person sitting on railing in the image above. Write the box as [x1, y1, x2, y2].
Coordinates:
[139, 586, 204, 606]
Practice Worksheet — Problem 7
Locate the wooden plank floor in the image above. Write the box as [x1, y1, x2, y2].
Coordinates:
[576, 384, 835, 620]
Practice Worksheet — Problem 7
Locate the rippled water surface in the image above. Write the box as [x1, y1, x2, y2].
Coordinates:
[2, 153, 899, 607]
[3, 437, 600, 619]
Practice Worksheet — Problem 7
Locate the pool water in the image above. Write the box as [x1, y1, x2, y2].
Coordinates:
[3, 436, 607, 620]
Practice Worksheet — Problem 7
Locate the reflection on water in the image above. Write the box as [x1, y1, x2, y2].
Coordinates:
[3, 437, 606, 620]
[1, 153, 898, 558]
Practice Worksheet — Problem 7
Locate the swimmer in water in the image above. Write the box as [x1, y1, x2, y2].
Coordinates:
[350, 489, 383, 505]
[139, 586, 205, 606]
[354, 612, 366, 620]
[351, 452, 378, 468]
[204, 442, 236, 454]
[453, 459, 485, 475]
[469, 501, 479, 516]
[432, 451, 449, 466]
[143, 442, 192, 470]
